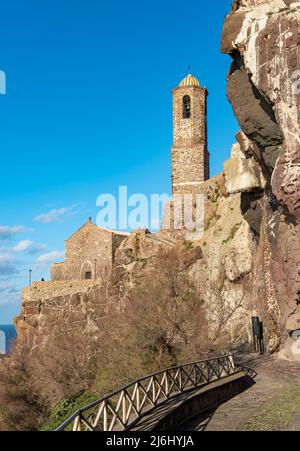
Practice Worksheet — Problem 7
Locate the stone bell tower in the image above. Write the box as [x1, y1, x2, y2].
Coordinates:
[171, 74, 209, 196]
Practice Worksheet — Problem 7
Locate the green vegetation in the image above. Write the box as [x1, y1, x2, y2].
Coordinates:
[183, 240, 194, 251]
[222, 223, 242, 246]
[40, 392, 99, 431]
[244, 384, 300, 431]
[207, 185, 221, 204]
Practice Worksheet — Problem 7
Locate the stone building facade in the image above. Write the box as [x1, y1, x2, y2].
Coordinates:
[172, 74, 210, 196]
[51, 219, 129, 281]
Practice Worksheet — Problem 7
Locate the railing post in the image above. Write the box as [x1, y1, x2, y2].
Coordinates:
[122, 391, 127, 425]
[153, 378, 156, 403]
[103, 402, 108, 431]
[229, 354, 235, 373]
[136, 384, 141, 413]
[165, 372, 169, 397]
[73, 414, 82, 431]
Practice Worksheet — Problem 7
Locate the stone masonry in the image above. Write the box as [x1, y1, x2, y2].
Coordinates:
[172, 74, 210, 196]
[51, 219, 129, 281]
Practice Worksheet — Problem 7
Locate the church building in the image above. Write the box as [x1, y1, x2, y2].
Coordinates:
[50, 73, 209, 281]
[51, 219, 129, 281]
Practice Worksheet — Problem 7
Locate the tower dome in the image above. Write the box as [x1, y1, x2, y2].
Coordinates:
[179, 73, 200, 87]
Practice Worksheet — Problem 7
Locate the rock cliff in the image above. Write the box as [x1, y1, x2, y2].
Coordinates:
[221, 0, 300, 355]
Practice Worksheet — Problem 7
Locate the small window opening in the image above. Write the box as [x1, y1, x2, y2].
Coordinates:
[183, 95, 191, 119]
[85, 271, 92, 280]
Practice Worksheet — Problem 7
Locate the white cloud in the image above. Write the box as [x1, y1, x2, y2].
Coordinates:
[0, 225, 31, 240]
[12, 240, 48, 255]
[12, 240, 33, 252]
[35, 251, 64, 269]
[34, 205, 78, 224]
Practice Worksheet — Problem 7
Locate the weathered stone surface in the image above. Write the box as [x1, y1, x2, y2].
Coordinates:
[222, 0, 300, 355]
[185, 173, 256, 343]
[51, 220, 129, 281]
[115, 229, 175, 264]
[224, 142, 266, 194]
[15, 279, 106, 349]
[224, 221, 253, 283]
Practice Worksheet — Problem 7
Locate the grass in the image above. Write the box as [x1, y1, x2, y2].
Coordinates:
[243, 383, 300, 431]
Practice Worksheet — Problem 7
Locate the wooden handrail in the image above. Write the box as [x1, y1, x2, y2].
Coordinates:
[56, 354, 235, 432]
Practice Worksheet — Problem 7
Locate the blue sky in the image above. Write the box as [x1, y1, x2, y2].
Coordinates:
[0, 0, 239, 324]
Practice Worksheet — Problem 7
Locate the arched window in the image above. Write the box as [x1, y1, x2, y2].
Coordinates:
[183, 95, 191, 119]
[81, 261, 94, 280]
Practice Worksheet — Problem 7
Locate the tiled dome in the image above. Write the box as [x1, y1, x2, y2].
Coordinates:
[179, 73, 200, 87]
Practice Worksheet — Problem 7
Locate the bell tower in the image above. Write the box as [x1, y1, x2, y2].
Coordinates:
[171, 74, 209, 195]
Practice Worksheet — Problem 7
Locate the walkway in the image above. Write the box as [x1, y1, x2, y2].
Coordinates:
[181, 355, 300, 431]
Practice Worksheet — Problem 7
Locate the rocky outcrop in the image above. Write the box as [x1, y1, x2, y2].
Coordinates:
[224, 137, 266, 194]
[186, 173, 255, 344]
[221, 0, 300, 355]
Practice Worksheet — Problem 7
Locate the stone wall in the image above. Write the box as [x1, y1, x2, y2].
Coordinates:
[172, 86, 207, 147]
[172, 145, 209, 196]
[51, 221, 128, 281]
[172, 85, 209, 195]
[16, 280, 108, 349]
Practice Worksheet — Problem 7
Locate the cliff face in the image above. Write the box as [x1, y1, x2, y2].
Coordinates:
[221, 0, 300, 354]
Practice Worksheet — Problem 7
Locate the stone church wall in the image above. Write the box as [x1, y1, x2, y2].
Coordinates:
[51, 222, 128, 281]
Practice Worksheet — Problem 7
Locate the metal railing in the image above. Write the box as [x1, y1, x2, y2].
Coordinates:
[56, 354, 235, 431]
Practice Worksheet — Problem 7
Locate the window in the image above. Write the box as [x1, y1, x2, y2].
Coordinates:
[85, 271, 92, 280]
[183, 95, 191, 119]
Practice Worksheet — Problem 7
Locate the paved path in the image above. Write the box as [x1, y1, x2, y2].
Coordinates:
[130, 372, 245, 431]
[181, 355, 300, 431]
